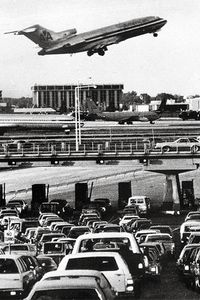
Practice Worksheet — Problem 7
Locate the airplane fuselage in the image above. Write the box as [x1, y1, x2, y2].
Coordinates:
[0, 114, 83, 133]
[95, 111, 159, 123]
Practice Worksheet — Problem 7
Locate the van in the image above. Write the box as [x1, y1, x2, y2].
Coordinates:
[127, 196, 151, 215]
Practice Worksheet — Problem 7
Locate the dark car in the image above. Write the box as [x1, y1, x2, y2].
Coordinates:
[176, 244, 200, 282]
[90, 198, 112, 216]
[37, 255, 58, 273]
[50, 199, 74, 219]
[140, 243, 162, 279]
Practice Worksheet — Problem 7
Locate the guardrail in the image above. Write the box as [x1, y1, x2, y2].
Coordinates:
[0, 145, 200, 164]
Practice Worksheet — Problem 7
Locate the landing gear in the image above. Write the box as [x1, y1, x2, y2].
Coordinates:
[87, 46, 108, 56]
[98, 49, 105, 56]
[87, 50, 94, 56]
[153, 32, 158, 37]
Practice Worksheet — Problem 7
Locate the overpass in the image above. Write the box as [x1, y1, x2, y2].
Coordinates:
[1, 144, 200, 212]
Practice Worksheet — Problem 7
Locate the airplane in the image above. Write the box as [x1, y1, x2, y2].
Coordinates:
[85, 98, 167, 124]
[0, 113, 84, 135]
[5, 16, 167, 57]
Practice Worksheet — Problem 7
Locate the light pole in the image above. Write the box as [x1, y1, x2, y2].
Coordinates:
[75, 84, 96, 151]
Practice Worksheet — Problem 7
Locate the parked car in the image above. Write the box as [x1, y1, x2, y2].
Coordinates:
[121, 205, 139, 216]
[72, 232, 141, 255]
[135, 229, 160, 244]
[129, 218, 152, 233]
[144, 233, 175, 255]
[187, 232, 200, 244]
[67, 226, 91, 239]
[24, 269, 116, 300]
[0, 254, 37, 298]
[41, 241, 74, 265]
[150, 225, 173, 237]
[119, 215, 139, 227]
[36, 255, 58, 273]
[188, 247, 200, 291]
[185, 214, 200, 222]
[38, 213, 58, 226]
[176, 243, 200, 278]
[185, 211, 200, 222]
[57, 252, 138, 297]
[90, 198, 112, 216]
[127, 196, 151, 216]
[6, 199, 28, 215]
[2, 243, 37, 256]
[177, 245, 200, 287]
[155, 137, 200, 153]
[140, 243, 162, 279]
[180, 220, 200, 244]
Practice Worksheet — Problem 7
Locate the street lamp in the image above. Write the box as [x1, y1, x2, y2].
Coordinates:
[75, 84, 96, 151]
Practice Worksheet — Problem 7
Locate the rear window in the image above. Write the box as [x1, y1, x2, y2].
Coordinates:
[4, 245, 28, 251]
[0, 258, 19, 273]
[66, 257, 118, 271]
[44, 243, 63, 254]
[32, 289, 101, 300]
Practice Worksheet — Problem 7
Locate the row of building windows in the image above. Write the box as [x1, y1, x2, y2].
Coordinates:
[32, 84, 123, 112]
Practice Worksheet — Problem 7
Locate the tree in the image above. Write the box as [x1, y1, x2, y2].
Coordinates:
[155, 93, 175, 102]
[140, 93, 151, 104]
[121, 91, 140, 109]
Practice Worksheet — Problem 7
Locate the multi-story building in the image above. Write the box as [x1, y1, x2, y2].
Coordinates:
[32, 84, 123, 112]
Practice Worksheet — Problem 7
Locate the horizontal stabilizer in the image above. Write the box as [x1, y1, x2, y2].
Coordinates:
[4, 30, 19, 35]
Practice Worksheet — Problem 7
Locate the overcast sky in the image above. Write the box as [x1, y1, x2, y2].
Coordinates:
[0, 0, 200, 98]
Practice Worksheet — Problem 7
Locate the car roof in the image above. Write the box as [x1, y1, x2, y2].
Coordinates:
[146, 233, 172, 238]
[60, 251, 122, 259]
[33, 277, 104, 291]
[75, 232, 136, 239]
[0, 253, 26, 259]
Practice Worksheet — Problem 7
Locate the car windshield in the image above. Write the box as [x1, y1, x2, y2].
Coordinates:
[32, 289, 101, 300]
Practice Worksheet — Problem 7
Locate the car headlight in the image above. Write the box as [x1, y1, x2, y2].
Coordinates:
[127, 278, 134, 285]
[138, 263, 144, 269]
[184, 265, 189, 271]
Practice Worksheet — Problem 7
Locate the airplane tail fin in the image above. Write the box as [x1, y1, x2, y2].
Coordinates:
[156, 98, 167, 114]
[86, 98, 101, 114]
[5, 25, 57, 49]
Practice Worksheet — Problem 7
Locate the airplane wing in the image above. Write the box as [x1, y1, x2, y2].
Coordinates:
[44, 36, 86, 53]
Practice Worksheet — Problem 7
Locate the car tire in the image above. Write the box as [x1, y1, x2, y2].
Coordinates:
[162, 146, 170, 152]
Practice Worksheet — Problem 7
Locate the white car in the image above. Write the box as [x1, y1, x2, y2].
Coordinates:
[155, 137, 200, 152]
[144, 233, 175, 255]
[119, 215, 139, 227]
[0, 254, 36, 298]
[72, 232, 141, 254]
[25, 269, 116, 300]
[56, 252, 135, 297]
[180, 220, 200, 244]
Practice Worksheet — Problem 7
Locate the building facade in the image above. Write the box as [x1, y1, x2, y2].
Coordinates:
[32, 84, 124, 112]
